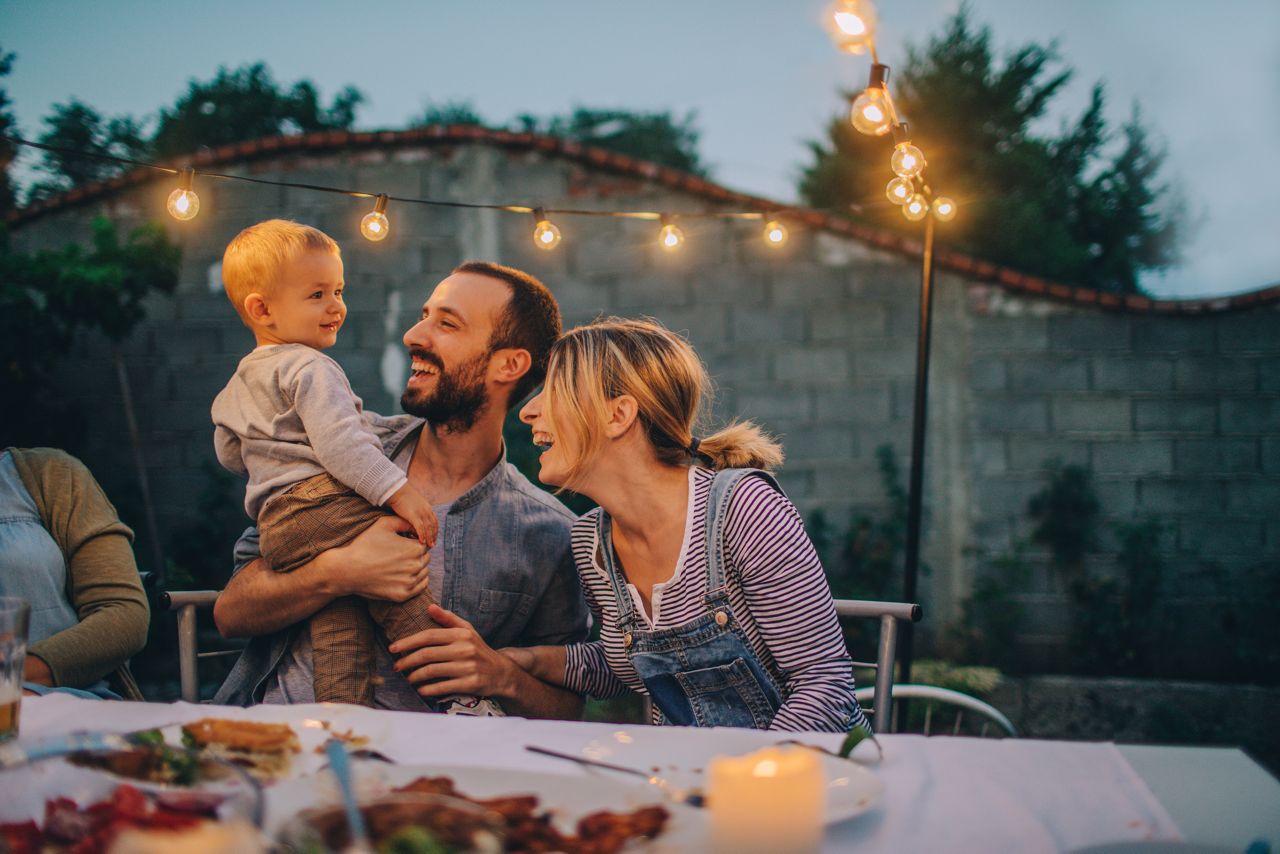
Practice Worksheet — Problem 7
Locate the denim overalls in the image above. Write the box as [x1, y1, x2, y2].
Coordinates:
[597, 468, 785, 729]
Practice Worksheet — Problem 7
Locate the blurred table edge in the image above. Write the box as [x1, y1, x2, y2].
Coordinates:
[1118, 743, 1280, 850]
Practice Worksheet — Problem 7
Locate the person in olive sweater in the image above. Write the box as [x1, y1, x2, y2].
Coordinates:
[1, 447, 149, 699]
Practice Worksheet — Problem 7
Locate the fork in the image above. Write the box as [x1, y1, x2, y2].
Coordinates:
[524, 745, 706, 808]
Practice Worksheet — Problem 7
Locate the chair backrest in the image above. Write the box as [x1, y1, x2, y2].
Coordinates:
[832, 599, 922, 734]
[160, 590, 226, 702]
[854, 684, 1018, 737]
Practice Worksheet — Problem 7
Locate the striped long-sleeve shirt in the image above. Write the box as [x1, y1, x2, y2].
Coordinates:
[563, 466, 869, 733]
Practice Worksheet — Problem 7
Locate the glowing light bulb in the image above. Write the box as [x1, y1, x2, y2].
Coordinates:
[763, 219, 788, 248]
[932, 196, 957, 222]
[166, 167, 199, 221]
[885, 177, 914, 205]
[532, 208, 562, 250]
[891, 142, 926, 178]
[361, 194, 390, 242]
[824, 0, 878, 54]
[850, 88, 892, 136]
[902, 194, 929, 221]
[658, 217, 684, 251]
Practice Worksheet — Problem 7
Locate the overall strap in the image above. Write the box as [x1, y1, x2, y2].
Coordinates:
[595, 510, 642, 632]
[703, 468, 784, 599]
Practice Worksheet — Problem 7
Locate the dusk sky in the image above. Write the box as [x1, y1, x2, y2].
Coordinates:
[3, 0, 1277, 298]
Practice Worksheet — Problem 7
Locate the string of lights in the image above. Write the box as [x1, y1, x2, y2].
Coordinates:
[5, 134, 797, 252]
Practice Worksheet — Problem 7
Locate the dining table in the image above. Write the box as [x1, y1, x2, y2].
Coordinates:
[6, 692, 1279, 853]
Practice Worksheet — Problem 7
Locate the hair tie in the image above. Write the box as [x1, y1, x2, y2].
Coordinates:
[688, 437, 702, 456]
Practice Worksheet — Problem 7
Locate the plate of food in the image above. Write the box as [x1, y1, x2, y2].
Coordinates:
[266, 761, 705, 852]
[572, 727, 883, 825]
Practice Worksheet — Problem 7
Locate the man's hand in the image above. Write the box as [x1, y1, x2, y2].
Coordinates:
[386, 483, 439, 547]
[390, 604, 517, 700]
[331, 515, 431, 603]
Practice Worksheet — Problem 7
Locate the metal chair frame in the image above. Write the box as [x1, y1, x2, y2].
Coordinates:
[854, 684, 1018, 737]
[832, 598, 923, 734]
[160, 590, 230, 702]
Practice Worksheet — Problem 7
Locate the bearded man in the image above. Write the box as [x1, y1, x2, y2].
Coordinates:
[213, 262, 589, 718]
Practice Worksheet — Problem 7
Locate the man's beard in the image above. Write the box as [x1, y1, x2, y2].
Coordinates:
[400, 347, 491, 433]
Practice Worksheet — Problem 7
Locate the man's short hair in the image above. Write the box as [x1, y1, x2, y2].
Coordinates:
[222, 219, 340, 323]
[453, 261, 561, 408]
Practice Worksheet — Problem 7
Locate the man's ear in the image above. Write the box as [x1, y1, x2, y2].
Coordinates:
[603, 395, 640, 439]
[489, 347, 533, 386]
[243, 294, 272, 327]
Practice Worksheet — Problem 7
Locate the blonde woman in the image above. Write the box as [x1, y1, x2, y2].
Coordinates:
[511, 318, 868, 732]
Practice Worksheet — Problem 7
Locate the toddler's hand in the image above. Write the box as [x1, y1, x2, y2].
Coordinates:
[387, 483, 438, 547]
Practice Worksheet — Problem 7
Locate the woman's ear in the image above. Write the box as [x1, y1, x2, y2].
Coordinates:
[603, 395, 640, 439]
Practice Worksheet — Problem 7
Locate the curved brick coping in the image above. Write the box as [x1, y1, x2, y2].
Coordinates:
[8, 125, 1278, 315]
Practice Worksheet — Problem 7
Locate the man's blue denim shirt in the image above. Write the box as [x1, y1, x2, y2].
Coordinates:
[213, 415, 590, 706]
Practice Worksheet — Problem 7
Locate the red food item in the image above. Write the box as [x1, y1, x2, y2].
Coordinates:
[5, 785, 207, 854]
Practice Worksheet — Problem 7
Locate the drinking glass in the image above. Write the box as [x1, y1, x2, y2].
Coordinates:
[0, 596, 31, 742]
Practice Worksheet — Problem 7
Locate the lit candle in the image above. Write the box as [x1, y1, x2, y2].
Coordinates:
[708, 745, 825, 854]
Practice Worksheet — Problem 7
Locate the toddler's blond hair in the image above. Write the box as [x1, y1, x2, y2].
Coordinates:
[222, 219, 340, 323]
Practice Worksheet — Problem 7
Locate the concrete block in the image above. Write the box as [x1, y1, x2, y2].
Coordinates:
[613, 273, 691, 311]
[1226, 479, 1280, 511]
[1136, 478, 1228, 514]
[1048, 315, 1132, 351]
[736, 388, 813, 423]
[1131, 317, 1216, 353]
[853, 344, 918, 379]
[778, 426, 857, 460]
[1007, 436, 1089, 471]
[1134, 399, 1218, 433]
[1262, 358, 1280, 393]
[654, 306, 729, 348]
[847, 265, 917, 301]
[1009, 358, 1090, 392]
[1174, 438, 1261, 474]
[1215, 311, 1280, 352]
[970, 316, 1049, 352]
[969, 357, 1008, 391]
[1264, 438, 1280, 474]
[1220, 398, 1280, 433]
[151, 326, 224, 367]
[1090, 439, 1173, 475]
[773, 468, 813, 500]
[812, 464, 898, 503]
[810, 303, 889, 342]
[703, 347, 773, 387]
[769, 267, 848, 306]
[1092, 357, 1175, 392]
[688, 269, 768, 306]
[774, 348, 850, 383]
[569, 223, 651, 276]
[973, 437, 1008, 475]
[1092, 478, 1139, 516]
[973, 475, 1044, 519]
[1173, 357, 1259, 393]
[1179, 519, 1265, 556]
[813, 385, 893, 423]
[731, 306, 805, 343]
[1051, 396, 1131, 432]
[976, 396, 1050, 432]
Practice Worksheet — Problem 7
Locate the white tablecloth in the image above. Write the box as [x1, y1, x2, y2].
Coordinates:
[11, 694, 1183, 853]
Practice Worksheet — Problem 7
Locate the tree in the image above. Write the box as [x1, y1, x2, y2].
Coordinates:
[800, 8, 1180, 294]
[0, 46, 17, 214]
[28, 99, 149, 199]
[408, 100, 486, 127]
[519, 107, 710, 177]
[150, 63, 363, 159]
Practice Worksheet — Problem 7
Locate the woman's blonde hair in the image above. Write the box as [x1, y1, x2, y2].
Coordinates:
[543, 317, 783, 490]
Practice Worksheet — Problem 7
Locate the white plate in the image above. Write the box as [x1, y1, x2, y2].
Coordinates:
[575, 727, 883, 825]
[264, 761, 707, 851]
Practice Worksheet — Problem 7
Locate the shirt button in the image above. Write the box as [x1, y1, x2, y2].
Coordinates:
[715, 611, 729, 626]
[623, 632, 633, 648]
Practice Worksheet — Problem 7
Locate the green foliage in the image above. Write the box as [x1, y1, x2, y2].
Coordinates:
[799, 7, 1180, 294]
[0, 217, 180, 447]
[517, 107, 710, 177]
[165, 463, 250, 589]
[953, 542, 1030, 672]
[150, 63, 363, 159]
[408, 100, 486, 128]
[1028, 461, 1099, 573]
[0, 46, 18, 213]
[28, 100, 148, 199]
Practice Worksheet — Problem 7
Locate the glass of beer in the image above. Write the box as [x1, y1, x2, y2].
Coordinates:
[0, 597, 31, 742]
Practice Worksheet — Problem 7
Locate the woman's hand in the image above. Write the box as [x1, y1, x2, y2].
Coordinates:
[323, 515, 430, 603]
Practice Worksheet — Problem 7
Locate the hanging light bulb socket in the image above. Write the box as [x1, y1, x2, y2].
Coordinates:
[531, 206, 562, 250]
[361, 194, 390, 241]
[658, 214, 684, 251]
[166, 167, 200, 221]
[762, 218, 789, 248]
[850, 65, 894, 136]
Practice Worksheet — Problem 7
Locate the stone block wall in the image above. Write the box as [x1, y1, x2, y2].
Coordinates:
[9, 140, 1278, 675]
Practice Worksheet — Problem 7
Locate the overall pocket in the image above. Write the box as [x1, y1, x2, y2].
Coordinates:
[674, 657, 779, 729]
